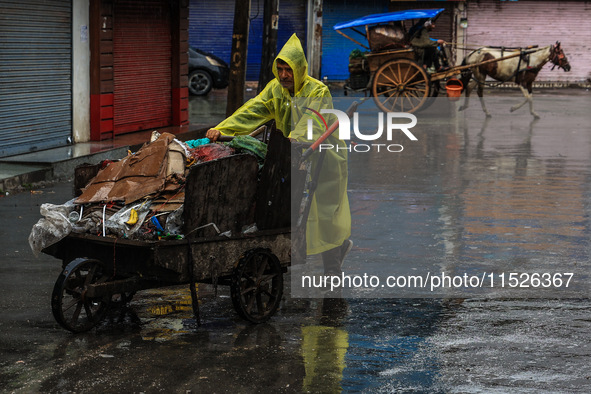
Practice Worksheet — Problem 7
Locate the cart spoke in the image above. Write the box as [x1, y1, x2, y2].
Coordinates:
[256, 258, 269, 279]
[245, 292, 256, 314]
[376, 86, 398, 97]
[84, 265, 97, 287]
[381, 65, 397, 85]
[391, 64, 401, 84]
[261, 288, 275, 298]
[404, 85, 426, 92]
[83, 302, 95, 320]
[405, 92, 419, 106]
[378, 70, 399, 87]
[404, 94, 415, 110]
[397, 63, 404, 84]
[376, 81, 398, 90]
[406, 78, 428, 88]
[259, 273, 278, 283]
[243, 274, 258, 285]
[402, 63, 411, 85]
[391, 94, 401, 111]
[241, 284, 257, 296]
[256, 293, 264, 315]
[404, 69, 421, 84]
[62, 297, 81, 312]
[71, 301, 83, 322]
[382, 94, 400, 111]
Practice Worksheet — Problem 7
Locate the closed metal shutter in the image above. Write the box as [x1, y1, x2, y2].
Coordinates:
[465, 0, 590, 83]
[0, 0, 71, 158]
[248, 0, 307, 80]
[113, 0, 172, 134]
[322, 0, 389, 81]
[188, 0, 307, 81]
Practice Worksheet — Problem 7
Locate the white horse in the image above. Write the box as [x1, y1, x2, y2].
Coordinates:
[458, 42, 571, 118]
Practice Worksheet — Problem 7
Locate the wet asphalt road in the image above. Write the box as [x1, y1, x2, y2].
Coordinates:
[1, 88, 591, 393]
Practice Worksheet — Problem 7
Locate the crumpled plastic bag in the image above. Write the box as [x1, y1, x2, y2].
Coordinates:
[185, 138, 211, 149]
[28, 199, 77, 257]
[71, 210, 103, 235]
[165, 205, 184, 235]
[105, 201, 152, 238]
[225, 135, 267, 162]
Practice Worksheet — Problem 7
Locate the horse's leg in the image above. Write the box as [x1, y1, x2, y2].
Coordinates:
[510, 85, 531, 113]
[476, 82, 491, 118]
[458, 71, 473, 112]
[526, 82, 539, 119]
[528, 92, 540, 119]
[458, 81, 472, 111]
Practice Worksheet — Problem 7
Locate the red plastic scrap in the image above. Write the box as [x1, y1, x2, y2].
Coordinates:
[188, 144, 235, 164]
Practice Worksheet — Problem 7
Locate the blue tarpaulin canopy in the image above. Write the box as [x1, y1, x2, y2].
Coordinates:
[334, 8, 445, 31]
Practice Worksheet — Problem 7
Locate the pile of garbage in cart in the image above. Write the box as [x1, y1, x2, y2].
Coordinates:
[29, 131, 267, 256]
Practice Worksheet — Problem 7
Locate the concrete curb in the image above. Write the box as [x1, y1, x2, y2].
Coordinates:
[0, 146, 130, 194]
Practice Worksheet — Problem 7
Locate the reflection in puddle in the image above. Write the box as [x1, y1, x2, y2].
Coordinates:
[302, 325, 348, 392]
[346, 96, 591, 298]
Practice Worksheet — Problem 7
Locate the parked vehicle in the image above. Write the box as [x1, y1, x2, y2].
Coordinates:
[188, 47, 229, 96]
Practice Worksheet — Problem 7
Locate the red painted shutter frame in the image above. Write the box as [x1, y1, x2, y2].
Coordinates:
[113, 0, 172, 134]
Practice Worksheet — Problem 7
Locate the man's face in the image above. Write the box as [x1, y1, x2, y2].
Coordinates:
[277, 61, 294, 92]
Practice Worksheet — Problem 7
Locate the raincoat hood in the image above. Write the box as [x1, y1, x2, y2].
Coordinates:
[273, 34, 308, 95]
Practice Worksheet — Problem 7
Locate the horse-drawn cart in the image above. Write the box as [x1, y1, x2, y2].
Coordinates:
[335, 8, 555, 114]
[40, 130, 312, 333]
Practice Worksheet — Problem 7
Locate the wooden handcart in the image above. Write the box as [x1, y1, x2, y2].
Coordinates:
[42, 129, 312, 333]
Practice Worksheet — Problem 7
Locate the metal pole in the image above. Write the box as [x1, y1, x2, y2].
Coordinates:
[257, 0, 279, 93]
[226, 0, 251, 117]
[306, 0, 322, 80]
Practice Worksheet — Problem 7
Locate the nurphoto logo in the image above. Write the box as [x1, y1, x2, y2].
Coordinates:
[305, 108, 418, 153]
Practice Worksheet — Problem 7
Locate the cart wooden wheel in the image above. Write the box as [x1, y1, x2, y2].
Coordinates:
[51, 258, 109, 333]
[372, 58, 430, 113]
[230, 248, 283, 323]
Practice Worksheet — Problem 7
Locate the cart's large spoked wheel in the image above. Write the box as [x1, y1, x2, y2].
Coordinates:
[231, 249, 283, 323]
[372, 59, 430, 113]
[51, 258, 110, 333]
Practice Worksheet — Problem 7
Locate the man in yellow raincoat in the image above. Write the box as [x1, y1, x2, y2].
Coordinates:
[206, 33, 351, 275]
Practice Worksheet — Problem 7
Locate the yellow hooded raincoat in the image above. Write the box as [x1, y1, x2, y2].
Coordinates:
[214, 34, 351, 255]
